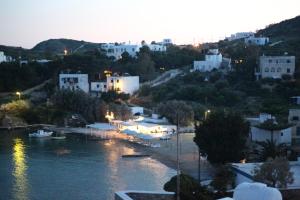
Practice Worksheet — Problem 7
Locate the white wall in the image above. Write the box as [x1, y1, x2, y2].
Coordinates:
[59, 74, 89, 93]
[107, 76, 139, 95]
[245, 37, 269, 46]
[0, 51, 7, 63]
[251, 127, 292, 145]
[90, 82, 106, 92]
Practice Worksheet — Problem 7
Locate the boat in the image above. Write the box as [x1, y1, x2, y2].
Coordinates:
[51, 131, 66, 140]
[29, 130, 53, 138]
[51, 136, 66, 140]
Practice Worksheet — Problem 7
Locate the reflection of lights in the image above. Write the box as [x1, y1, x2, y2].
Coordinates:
[240, 158, 246, 164]
[13, 138, 28, 200]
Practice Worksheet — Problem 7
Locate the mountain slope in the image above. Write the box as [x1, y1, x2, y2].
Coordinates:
[32, 38, 101, 54]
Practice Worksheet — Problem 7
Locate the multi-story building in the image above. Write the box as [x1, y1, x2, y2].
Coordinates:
[193, 49, 223, 72]
[106, 75, 139, 95]
[226, 32, 254, 41]
[59, 73, 89, 93]
[101, 40, 168, 60]
[101, 43, 140, 60]
[90, 82, 107, 96]
[255, 55, 295, 79]
[288, 109, 300, 145]
[245, 37, 269, 46]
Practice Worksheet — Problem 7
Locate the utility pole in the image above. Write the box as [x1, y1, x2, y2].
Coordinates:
[198, 148, 201, 183]
[176, 112, 180, 200]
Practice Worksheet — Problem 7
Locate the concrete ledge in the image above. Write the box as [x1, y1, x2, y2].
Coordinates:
[115, 190, 175, 200]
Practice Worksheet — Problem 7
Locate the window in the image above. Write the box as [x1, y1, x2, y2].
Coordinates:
[281, 132, 283, 137]
[104, 85, 107, 88]
[276, 60, 279, 64]
[297, 127, 300, 136]
[292, 116, 299, 121]
[287, 68, 291, 73]
[265, 67, 269, 72]
[271, 67, 275, 72]
[116, 79, 119, 83]
[277, 68, 281, 72]
[287, 59, 291, 63]
[96, 84, 99, 88]
[132, 48, 135, 52]
[268, 59, 272, 63]
[111, 80, 113, 83]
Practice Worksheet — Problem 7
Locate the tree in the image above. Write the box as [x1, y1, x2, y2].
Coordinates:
[156, 100, 194, 126]
[257, 140, 287, 161]
[253, 157, 294, 188]
[109, 104, 132, 121]
[164, 174, 214, 200]
[194, 110, 249, 164]
[210, 165, 236, 193]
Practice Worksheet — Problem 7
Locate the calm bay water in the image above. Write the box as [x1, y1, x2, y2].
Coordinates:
[0, 130, 176, 200]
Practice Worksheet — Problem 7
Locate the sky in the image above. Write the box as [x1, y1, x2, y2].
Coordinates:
[0, 0, 300, 48]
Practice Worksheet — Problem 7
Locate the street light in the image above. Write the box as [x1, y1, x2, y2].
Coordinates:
[16, 92, 21, 100]
[204, 109, 211, 120]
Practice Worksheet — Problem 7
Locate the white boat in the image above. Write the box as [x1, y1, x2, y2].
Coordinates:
[29, 130, 53, 138]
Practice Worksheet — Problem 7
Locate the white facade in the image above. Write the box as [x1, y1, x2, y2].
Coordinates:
[146, 44, 167, 52]
[101, 43, 141, 60]
[193, 49, 223, 72]
[106, 75, 139, 95]
[226, 32, 255, 41]
[161, 39, 172, 45]
[0, 51, 7, 63]
[256, 55, 295, 79]
[250, 126, 292, 145]
[231, 161, 300, 190]
[90, 82, 107, 92]
[59, 74, 89, 93]
[288, 109, 300, 144]
[245, 37, 269, 46]
[130, 106, 144, 115]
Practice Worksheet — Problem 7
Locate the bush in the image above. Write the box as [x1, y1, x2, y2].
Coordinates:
[164, 174, 214, 200]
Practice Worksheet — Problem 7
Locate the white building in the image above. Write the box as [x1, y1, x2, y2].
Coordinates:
[90, 81, 107, 96]
[193, 49, 223, 72]
[106, 75, 139, 95]
[245, 37, 269, 46]
[130, 106, 144, 116]
[246, 113, 292, 145]
[101, 41, 168, 60]
[160, 38, 172, 45]
[59, 73, 89, 93]
[101, 43, 141, 60]
[226, 32, 255, 41]
[231, 160, 300, 190]
[256, 55, 295, 79]
[250, 126, 292, 145]
[146, 44, 167, 52]
[288, 109, 300, 145]
[0, 51, 7, 63]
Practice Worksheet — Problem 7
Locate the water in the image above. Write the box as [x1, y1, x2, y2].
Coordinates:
[0, 130, 176, 200]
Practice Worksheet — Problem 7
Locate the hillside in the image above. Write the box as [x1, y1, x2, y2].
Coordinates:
[257, 15, 300, 39]
[32, 38, 102, 54]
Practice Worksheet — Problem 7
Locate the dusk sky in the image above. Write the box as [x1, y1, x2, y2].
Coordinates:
[1, 0, 299, 48]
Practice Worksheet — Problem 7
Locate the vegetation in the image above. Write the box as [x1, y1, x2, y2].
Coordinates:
[164, 174, 214, 200]
[156, 100, 194, 126]
[109, 103, 132, 121]
[253, 157, 294, 188]
[256, 140, 288, 161]
[51, 90, 107, 123]
[194, 110, 249, 164]
[210, 165, 236, 193]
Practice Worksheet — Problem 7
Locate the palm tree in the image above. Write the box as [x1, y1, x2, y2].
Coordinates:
[257, 139, 287, 161]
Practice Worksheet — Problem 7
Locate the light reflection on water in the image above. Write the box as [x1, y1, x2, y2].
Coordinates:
[0, 132, 176, 200]
[12, 138, 29, 200]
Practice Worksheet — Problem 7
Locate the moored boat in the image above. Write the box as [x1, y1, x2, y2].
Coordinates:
[29, 130, 53, 138]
